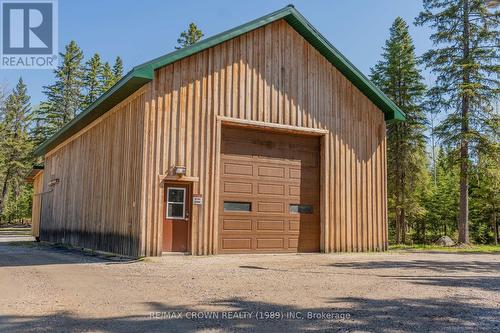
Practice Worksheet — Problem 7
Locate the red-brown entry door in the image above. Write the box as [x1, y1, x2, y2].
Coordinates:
[163, 183, 191, 252]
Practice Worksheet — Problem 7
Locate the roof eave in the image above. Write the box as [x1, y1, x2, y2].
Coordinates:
[25, 164, 45, 183]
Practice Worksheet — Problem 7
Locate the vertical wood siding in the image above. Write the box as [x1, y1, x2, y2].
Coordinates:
[143, 19, 388, 255]
[39, 89, 146, 256]
[31, 171, 43, 238]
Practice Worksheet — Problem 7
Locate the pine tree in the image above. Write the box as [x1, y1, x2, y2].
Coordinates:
[416, 0, 499, 244]
[82, 53, 102, 109]
[30, 104, 48, 147]
[0, 85, 6, 195]
[40, 41, 85, 136]
[469, 152, 499, 244]
[406, 149, 432, 243]
[424, 148, 460, 238]
[99, 62, 114, 94]
[112, 56, 123, 82]
[175, 23, 203, 49]
[2, 185, 32, 223]
[370, 17, 427, 244]
[0, 78, 33, 222]
[0, 84, 5, 107]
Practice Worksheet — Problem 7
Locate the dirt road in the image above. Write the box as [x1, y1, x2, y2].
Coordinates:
[0, 241, 498, 332]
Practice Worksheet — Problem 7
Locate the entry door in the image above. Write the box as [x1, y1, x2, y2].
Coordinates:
[163, 183, 191, 252]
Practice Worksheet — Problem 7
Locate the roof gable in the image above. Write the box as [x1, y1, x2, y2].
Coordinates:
[34, 5, 405, 156]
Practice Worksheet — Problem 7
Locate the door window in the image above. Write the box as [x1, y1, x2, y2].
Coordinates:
[167, 187, 186, 219]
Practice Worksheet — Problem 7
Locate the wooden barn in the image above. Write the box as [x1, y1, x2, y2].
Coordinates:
[30, 6, 405, 257]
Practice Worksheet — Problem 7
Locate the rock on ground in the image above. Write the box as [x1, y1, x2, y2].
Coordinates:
[435, 236, 455, 246]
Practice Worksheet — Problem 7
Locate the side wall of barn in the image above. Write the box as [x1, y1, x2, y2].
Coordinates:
[31, 171, 44, 238]
[141, 19, 388, 256]
[39, 88, 148, 256]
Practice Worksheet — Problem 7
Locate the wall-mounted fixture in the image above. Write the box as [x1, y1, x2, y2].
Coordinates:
[48, 178, 60, 187]
[174, 166, 186, 177]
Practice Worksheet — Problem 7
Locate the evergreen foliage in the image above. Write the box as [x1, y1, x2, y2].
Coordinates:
[112, 56, 124, 81]
[370, 17, 428, 244]
[0, 78, 33, 222]
[39, 40, 85, 137]
[99, 62, 115, 94]
[416, 0, 499, 243]
[82, 53, 103, 109]
[175, 23, 203, 49]
[30, 104, 48, 148]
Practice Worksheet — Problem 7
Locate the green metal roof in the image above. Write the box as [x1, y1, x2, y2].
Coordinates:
[34, 5, 405, 157]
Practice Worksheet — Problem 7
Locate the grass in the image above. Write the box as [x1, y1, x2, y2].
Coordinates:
[389, 244, 500, 253]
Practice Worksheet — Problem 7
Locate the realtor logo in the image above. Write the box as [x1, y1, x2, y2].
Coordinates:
[1, 0, 58, 68]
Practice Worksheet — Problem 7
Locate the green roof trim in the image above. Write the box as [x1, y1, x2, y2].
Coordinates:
[34, 5, 404, 157]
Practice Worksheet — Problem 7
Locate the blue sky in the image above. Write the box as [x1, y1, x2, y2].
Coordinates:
[1, 0, 433, 106]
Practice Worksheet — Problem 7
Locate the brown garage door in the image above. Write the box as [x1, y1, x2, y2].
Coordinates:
[218, 127, 320, 253]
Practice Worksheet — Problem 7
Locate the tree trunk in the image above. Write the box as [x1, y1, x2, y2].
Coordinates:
[422, 219, 426, 244]
[395, 208, 401, 244]
[394, 124, 403, 244]
[458, 0, 470, 244]
[458, 149, 469, 244]
[495, 221, 499, 246]
[492, 204, 498, 246]
[401, 207, 406, 244]
[0, 168, 12, 222]
[401, 166, 407, 244]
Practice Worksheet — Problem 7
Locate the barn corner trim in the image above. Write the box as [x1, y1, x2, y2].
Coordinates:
[34, 5, 405, 157]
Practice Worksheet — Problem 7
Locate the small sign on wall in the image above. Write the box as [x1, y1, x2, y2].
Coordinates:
[193, 194, 203, 205]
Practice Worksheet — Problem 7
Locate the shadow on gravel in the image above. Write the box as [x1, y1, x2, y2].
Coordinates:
[395, 276, 500, 293]
[326, 259, 500, 293]
[392, 250, 500, 255]
[327, 259, 500, 273]
[0, 296, 498, 332]
[0, 242, 137, 267]
[239, 265, 268, 270]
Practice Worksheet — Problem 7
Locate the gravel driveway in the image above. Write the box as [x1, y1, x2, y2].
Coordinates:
[0, 241, 498, 332]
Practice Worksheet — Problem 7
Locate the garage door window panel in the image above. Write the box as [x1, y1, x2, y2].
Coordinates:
[289, 204, 313, 214]
[224, 201, 252, 212]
